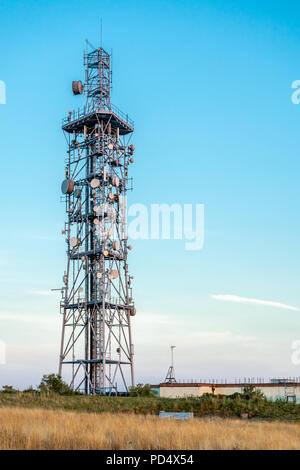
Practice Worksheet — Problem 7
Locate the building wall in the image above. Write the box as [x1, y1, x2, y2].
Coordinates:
[158, 384, 300, 403]
[159, 386, 211, 398]
[211, 385, 300, 402]
[259, 386, 300, 403]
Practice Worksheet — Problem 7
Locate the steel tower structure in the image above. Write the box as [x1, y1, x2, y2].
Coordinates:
[165, 346, 176, 383]
[58, 42, 136, 395]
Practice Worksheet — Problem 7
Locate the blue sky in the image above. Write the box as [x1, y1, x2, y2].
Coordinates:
[0, 0, 300, 388]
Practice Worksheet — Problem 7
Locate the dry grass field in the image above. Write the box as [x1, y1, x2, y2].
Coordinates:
[0, 407, 300, 450]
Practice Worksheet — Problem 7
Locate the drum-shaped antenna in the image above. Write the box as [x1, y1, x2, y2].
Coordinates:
[112, 177, 119, 187]
[130, 307, 136, 317]
[112, 241, 119, 250]
[108, 269, 119, 280]
[72, 80, 83, 95]
[70, 237, 81, 248]
[90, 178, 100, 189]
[61, 179, 74, 195]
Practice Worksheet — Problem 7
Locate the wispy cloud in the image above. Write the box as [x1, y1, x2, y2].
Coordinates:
[186, 330, 257, 345]
[211, 294, 300, 312]
[27, 290, 53, 296]
[0, 314, 57, 326]
[135, 313, 171, 325]
[135, 313, 258, 347]
[23, 233, 61, 242]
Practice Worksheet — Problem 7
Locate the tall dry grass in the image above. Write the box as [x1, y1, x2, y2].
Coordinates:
[0, 406, 300, 450]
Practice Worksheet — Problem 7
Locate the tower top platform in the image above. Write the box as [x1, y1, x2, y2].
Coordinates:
[62, 103, 134, 135]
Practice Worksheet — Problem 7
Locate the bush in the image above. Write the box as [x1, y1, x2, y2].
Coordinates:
[38, 374, 77, 395]
[1, 385, 18, 393]
[23, 386, 38, 394]
[129, 383, 157, 397]
[227, 392, 244, 400]
[242, 385, 265, 401]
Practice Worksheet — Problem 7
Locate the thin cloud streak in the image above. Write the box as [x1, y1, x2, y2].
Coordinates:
[27, 290, 53, 296]
[212, 294, 300, 311]
[0, 314, 57, 326]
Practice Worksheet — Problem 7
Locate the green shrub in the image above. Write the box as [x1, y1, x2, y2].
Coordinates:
[242, 385, 265, 401]
[38, 374, 77, 395]
[1, 385, 18, 393]
[129, 383, 157, 397]
[23, 386, 38, 394]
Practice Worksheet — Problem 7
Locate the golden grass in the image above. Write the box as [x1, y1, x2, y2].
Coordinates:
[0, 406, 300, 450]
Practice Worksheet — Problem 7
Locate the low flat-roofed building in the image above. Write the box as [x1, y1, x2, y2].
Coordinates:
[152, 381, 300, 403]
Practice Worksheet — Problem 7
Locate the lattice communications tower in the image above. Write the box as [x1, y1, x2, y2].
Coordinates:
[58, 42, 136, 394]
[165, 346, 176, 383]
